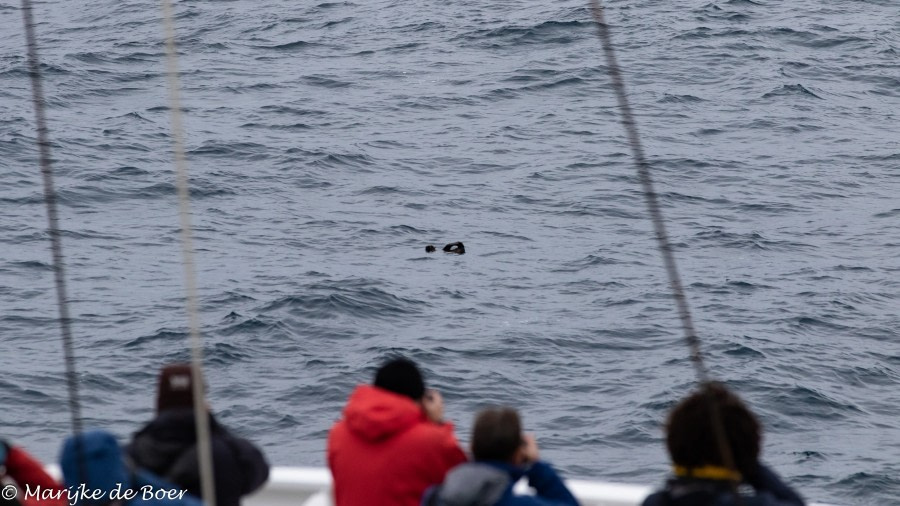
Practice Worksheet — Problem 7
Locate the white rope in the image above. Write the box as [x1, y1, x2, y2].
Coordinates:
[159, 1, 217, 504]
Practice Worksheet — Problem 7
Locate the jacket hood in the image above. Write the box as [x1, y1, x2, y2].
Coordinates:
[343, 384, 424, 442]
[435, 462, 510, 506]
[61, 430, 131, 496]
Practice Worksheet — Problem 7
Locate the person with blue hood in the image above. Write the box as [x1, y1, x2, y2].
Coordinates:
[422, 407, 579, 506]
[60, 430, 202, 506]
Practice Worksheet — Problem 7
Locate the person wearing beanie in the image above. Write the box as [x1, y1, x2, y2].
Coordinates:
[327, 357, 467, 506]
[641, 383, 805, 506]
[128, 365, 270, 506]
[422, 407, 579, 506]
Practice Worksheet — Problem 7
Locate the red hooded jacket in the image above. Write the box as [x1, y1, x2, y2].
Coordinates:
[3, 445, 67, 506]
[327, 385, 467, 506]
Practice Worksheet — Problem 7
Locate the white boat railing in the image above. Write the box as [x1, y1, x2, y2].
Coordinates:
[45, 464, 833, 506]
[244, 466, 835, 506]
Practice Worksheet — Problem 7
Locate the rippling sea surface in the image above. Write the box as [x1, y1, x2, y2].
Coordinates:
[2, 1, 899, 504]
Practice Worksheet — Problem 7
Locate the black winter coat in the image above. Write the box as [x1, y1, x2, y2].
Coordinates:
[641, 465, 804, 506]
[128, 409, 269, 506]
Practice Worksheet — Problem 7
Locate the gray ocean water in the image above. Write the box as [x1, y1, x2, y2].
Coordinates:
[1, 0, 899, 504]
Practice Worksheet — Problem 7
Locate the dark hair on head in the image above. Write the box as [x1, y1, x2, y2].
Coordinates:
[666, 382, 761, 478]
[471, 407, 523, 462]
[374, 357, 426, 400]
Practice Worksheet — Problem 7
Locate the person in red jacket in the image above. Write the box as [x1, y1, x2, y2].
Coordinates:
[1, 440, 66, 506]
[327, 358, 467, 506]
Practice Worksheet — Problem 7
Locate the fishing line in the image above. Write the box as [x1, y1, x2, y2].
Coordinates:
[19, 0, 86, 483]
[159, 1, 217, 504]
[587, 0, 743, 493]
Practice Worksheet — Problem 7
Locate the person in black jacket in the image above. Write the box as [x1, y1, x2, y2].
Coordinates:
[642, 383, 805, 506]
[128, 364, 270, 506]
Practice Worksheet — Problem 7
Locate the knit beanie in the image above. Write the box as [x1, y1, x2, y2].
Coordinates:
[156, 364, 200, 413]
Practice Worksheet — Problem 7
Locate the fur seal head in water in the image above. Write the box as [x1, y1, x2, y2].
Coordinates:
[425, 245, 436, 253]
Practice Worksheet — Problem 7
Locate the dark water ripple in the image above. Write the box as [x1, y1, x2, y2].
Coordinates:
[2, 0, 900, 504]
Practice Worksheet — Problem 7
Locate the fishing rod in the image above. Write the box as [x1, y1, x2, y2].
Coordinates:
[19, 0, 86, 484]
[586, 0, 743, 493]
[587, 0, 707, 383]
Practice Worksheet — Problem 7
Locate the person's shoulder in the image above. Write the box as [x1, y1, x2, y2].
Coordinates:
[639, 490, 667, 506]
[205, 425, 269, 495]
[398, 420, 465, 464]
[211, 424, 266, 460]
[494, 493, 568, 506]
[326, 417, 350, 446]
[136, 410, 197, 439]
[4, 445, 63, 490]
[742, 493, 804, 506]
[406, 419, 458, 442]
